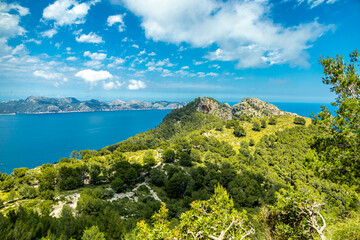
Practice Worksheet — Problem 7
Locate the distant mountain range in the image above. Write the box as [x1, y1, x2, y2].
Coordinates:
[0, 96, 186, 114]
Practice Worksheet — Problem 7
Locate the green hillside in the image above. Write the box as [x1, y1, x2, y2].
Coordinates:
[0, 93, 359, 239]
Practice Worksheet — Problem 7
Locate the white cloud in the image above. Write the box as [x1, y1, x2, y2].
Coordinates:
[84, 51, 107, 60]
[209, 64, 220, 69]
[138, 49, 146, 56]
[119, 0, 332, 68]
[0, 2, 29, 16]
[206, 72, 219, 77]
[161, 69, 173, 77]
[193, 60, 207, 65]
[107, 14, 126, 32]
[0, 2, 28, 40]
[132, 44, 139, 48]
[66, 56, 77, 61]
[11, 44, 27, 55]
[42, 0, 100, 26]
[33, 70, 68, 87]
[76, 32, 104, 43]
[41, 29, 58, 38]
[83, 60, 103, 69]
[146, 58, 175, 71]
[148, 52, 156, 56]
[24, 39, 42, 45]
[128, 79, 146, 90]
[102, 80, 123, 90]
[292, 0, 338, 8]
[34, 70, 63, 80]
[107, 56, 125, 68]
[75, 69, 113, 85]
[181, 66, 189, 70]
[197, 72, 206, 78]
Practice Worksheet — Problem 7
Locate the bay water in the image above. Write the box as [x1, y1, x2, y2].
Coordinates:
[0, 110, 171, 174]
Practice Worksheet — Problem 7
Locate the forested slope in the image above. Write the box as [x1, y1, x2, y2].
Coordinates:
[0, 50, 359, 240]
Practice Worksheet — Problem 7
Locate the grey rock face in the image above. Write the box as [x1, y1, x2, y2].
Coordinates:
[195, 97, 233, 120]
[195, 97, 298, 120]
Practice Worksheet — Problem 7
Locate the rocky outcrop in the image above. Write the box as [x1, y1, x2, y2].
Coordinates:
[194, 97, 298, 120]
[0, 96, 186, 114]
[195, 97, 233, 120]
[232, 98, 298, 117]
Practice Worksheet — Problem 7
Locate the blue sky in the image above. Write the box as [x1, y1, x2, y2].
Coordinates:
[0, 0, 359, 102]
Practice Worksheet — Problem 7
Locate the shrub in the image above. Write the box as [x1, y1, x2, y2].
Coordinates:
[143, 152, 156, 166]
[268, 117, 277, 125]
[162, 148, 175, 163]
[39, 190, 54, 200]
[111, 178, 126, 193]
[240, 141, 249, 149]
[150, 169, 166, 187]
[214, 123, 223, 131]
[179, 152, 192, 167]
[225, 120, 239, 129]
[249, 139, 255, 146]
[234, 126, 246, 138]
[261, 119, 267, 128]
[252, 121, 261, 131]
[294, 117, 306, 125]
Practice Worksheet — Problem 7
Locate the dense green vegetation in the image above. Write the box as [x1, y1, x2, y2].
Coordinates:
[0, 51, 359, 239]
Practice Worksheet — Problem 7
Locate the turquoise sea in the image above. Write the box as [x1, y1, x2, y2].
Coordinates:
[0, 110, 171, 174]
[0, 103, 335, 174]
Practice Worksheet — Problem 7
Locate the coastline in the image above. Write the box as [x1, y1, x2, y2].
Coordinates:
[0, 113, 16, 115]
[0, 107, 184, 115]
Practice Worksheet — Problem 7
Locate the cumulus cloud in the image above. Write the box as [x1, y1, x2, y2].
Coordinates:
[146, 58, 175, 71]
[66, 56, 77, 61]
[128, 79, 146, 90]
[0, 2, 28, 40]
[118, 0, 332, 68]
[107, 56, 125, 68]
[76, 32, 104, 43]
[41, 29, 58, 38]
[42, 0, 100, 26]
[0, 2, 29, 16]
[84, 51, 107, 60]
[102, 80, 123, 90]
[107, 14, 126, 32]
[75, 69, 113, 85]
[161, 69, 173, 77]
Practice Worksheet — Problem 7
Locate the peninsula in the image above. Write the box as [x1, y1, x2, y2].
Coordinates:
[0, 96, 186, 114]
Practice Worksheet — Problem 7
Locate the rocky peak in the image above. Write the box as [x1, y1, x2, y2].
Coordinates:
[195, 97, 221, 115]
[194, 97, 298, 120]
[195, 97, 233, 120]
[110, 99, 126, 106]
